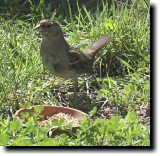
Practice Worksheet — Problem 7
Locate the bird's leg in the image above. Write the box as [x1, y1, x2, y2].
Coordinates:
[92, 75, 101, 89]
[73, 78, 78, 93]
[84, 76, 90, 95]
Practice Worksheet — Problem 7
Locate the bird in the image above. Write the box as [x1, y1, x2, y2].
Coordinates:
[34, 19, 112, 92]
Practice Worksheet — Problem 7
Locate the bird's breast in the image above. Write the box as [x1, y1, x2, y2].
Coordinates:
[40, 49, 76, 78]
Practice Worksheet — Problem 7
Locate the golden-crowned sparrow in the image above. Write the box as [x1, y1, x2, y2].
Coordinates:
[34, 19, 112, 91]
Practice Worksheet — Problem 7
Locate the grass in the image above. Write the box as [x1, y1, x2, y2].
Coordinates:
[0, 111, 149, 146]
[0, 0, 150, 146]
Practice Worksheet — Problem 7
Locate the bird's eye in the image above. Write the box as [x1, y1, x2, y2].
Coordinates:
[40, 24, 45, 28]
[46, 24, 52, 28]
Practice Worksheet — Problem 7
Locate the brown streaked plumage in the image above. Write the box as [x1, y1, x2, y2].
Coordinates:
[35, 19, 112, 91]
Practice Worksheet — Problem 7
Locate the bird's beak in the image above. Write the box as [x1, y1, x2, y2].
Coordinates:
[34, 23, 43, 32]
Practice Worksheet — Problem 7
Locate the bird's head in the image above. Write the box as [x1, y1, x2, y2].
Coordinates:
[34, 19, 62, 40]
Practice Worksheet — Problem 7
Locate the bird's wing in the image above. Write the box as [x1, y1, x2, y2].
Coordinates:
[67, 47, 93, 74]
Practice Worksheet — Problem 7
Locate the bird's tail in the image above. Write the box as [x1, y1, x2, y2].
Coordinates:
[85, 35, 112, 58]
